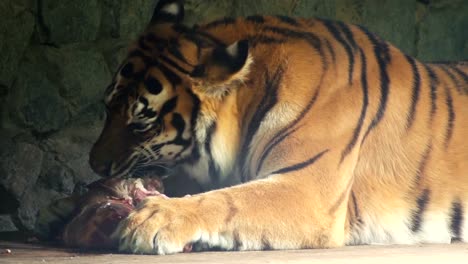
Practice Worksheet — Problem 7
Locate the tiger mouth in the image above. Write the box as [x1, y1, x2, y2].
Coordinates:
[130, 165, 171, 179]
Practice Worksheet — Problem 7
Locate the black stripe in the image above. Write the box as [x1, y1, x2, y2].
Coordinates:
[424, 64, 439, 124]
[253, 26, 327, 175]
[450, 201, 464, 239]
[405, 54, 421, 130]
[171, 113, 186, 135]
[340, 48, 369, 163]
[271, 150, 329, 175]
[128, 49, 152, 63]
[132, 123, 152, 135]
[444, 85, 455, 148]
[172, 23, 191, 34]
[262, 26, 321, 51]
[183, 32, 215, 48]
[261, 26, 325, 70]
[159, 55, 191, 75]
[150, 116, 192, 154]
[187, 88, 201, 134]
[167, 39, 191, 65]
[144, 33, 167, 53]
[223, 193, 238, 224]
[321, 19, 355, 84]
[191, 31, 224, 46]
[359, 26, 391, 143]
[256, 88, 320, 175]
[351, 191, 363, 225]
[414, 142, 432, 186]
[246, 15, 265, 24]
[159, 96, 178, 117]
[440, 65, 463, 94]
[337, 21, 358, 81]
[449, 65, 468, 94]
[324, 39, 336, 65]
[336, 21, 358, 49]
[329, 177, 354, 214]
[411, 189, 431, 232]
[207, 154, 220, 186]
[175, 89, 201, 161]
[276, 15, 299, 26]
[232, 230, 242, 250]
[182, 33, 204, 48]
[140, 106, 158, 120]
[203, 17, 236, 29]
[248, 35, 287, 47]
[256, 127, 299, 175]
[204, 121, 219, 185]
[144, 33, 164, 43]
[156, 62, 182, 88]
[167, 112, 194, 155]
[240, 67, 284, 182]
[450, 65, 468, 83]
[261, 235, 273, 250]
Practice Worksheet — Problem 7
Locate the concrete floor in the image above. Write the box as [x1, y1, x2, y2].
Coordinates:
[1, 241, 468, 264]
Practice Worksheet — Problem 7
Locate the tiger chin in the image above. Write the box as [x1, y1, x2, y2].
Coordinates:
[88, 0, 468, 255]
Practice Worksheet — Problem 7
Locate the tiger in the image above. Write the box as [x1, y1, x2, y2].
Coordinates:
[88, 0, 468, 254]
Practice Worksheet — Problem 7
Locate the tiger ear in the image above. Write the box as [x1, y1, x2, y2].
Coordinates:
[150, 0, 185, 25]
[190, 40, 252, 95]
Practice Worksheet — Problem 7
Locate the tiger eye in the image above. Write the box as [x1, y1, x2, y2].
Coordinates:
[145, 76, 163, 95]
[120, 63, 134, 78]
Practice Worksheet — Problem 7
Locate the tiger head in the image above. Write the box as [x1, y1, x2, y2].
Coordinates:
[89, 0, 252, 178]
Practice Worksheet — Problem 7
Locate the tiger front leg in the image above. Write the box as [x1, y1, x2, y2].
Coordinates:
[116, 173, 351, 254]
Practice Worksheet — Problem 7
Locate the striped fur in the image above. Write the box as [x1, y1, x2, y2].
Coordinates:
[89, 1, 468, 254]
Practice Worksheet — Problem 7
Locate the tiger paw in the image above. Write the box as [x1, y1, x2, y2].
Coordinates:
[115, 196, 204, 255]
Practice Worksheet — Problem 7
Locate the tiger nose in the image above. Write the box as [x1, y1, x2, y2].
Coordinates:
[89, 157, 112, 177]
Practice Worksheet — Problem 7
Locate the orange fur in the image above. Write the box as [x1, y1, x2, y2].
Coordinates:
[90, 1, 468, 254]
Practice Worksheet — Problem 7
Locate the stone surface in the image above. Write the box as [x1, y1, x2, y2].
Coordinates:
[99, 0, 121, 39]
[184, 0, 235, 25]
[0, 0, 35, 88]
[361, 0, 417, 56]
[40, 0, 101, 44]
[99, 39, 132, 73]
[0, 214, 17, 232]
[37, 155, 75, 195]
[41, 107, 103, 187]
[16, 186, 63, 231]
[0, 105, 103, 231]
[0, 140, 44, 201]
[417, 0, 468, 61]
[5, 48, 70, 133]
[333, 0, 417, 55]
[42, 44, 111, 115]
[293, 0, 336, 19]
[119, 0, 156, 39]
[233, 0, 295, 17]
[3, 44, 110, 134]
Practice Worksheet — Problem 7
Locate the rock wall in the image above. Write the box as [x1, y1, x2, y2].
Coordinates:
[0, 0, 467, 232]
